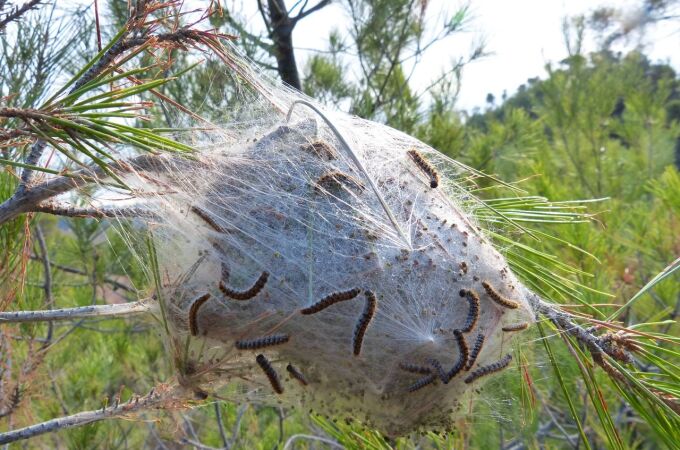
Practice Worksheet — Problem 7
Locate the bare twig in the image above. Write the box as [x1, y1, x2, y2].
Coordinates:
[28, 254, 135, 293]
[0, 300, 152, 323]
[33, 202, 157, 219]
[0, 0, 41, 30]
[283, 434, 344, 450]
[33, 224, 53, 346]
[214, 402, 229, 449]
[227, 404, 248, 449]
[0, 384, 175, 445]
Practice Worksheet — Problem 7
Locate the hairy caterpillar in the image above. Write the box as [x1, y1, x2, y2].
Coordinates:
[399, 362, 432, 375]
[300, 288, 361, 315]
[453, 330, 469, 367]
[428, 358, 449, 384]
[191, 206, 227, 233]
[315, 170, 365, 194]
[219, 271, 269, 300]
[464, 354, 513, 384]
[353, 290, 377, 356]
[407, 373, 437, 393]
[460, 289, 480, 333]
[286, 363, 309, 386]
[502, 322, 529, 332]
[407, 149, 439, 188]
[481, 281, 520, 310]
[300, 140, 338, 160]
[188, 293, 211, 336]
[255, 354, 283, 394]
[235, 334, 290, 350]
[465, 334, 485, 370]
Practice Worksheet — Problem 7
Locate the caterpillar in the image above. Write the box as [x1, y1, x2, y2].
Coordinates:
[235, 334, 290, 350]
[464, 354, 512, 384]
[481, 281, 519, 310]
[191, 206, 227, 233]
[398, 362, 432, 375]
[220, 262, 230, 282]
[454, 330, 469, 367]
[428, 358, 449, 384]
[315, 170, 365, 194]
[255, 354, 283, 394]
[286, 364, 309, 386]
[219, 271, 269, 300]
[465, 334, 485, 370]
[353, 290, 377, 356]
[301, 140, 338, 160]
[502, 322, 529, 332]
[188, 293, 211, 336]
[300, 288, 361, 315]
[460, 289, 480, 333]
[407, 373, 436, 393]
[407, 149, 439, 188]
[444, 330, 468, 380]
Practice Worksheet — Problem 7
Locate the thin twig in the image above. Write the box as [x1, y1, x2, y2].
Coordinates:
[283, 434, 344, 450]
[33, 224, 53, 345]
[214, 402, 229, 449]
[28, 254, 135, 292]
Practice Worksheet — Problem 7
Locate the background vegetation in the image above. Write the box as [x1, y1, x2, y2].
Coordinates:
[1, 0, 678, 448]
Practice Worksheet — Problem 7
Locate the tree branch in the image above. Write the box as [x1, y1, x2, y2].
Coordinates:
[0, 300, 152, 323]
[0, 384, 175, 445]
[32, 202, 157, 220]
[0, 0, 41, 30]
[0, 153, 167, 226]
[291, 0, 331, 23]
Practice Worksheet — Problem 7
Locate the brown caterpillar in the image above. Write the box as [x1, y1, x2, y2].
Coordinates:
[454, 330, 469, 367]
[481, 281, 519, 309]
[407, 149, 439, 188]
[460, 289, 480, 333]
[188, 293, 211, 336]
[255, 354, 283, 394]
[399, 362, 432, 375]
[407, 373, 436, 393]
[352, 290, 377, 356]
[300, 288, 361, 315]
[315, 170, 365, 194]
[191, 206, 227, 233]
[286, 364, 309, 386]
[464, 354, 512, 384]
[502, 322, 529, 332]
[235, 334, 290, 350]
[301, 140, 338, 160]
[219, 271, 269, 300]
[465, 334, 485, 370]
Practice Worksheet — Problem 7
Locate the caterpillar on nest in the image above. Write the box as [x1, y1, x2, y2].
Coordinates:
[111, 70, 538, 438]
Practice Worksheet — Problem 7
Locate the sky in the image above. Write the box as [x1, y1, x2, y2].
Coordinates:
[286, 0, 680, 111]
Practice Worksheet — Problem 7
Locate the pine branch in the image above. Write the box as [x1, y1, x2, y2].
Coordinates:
[0, 153, 166, 225]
